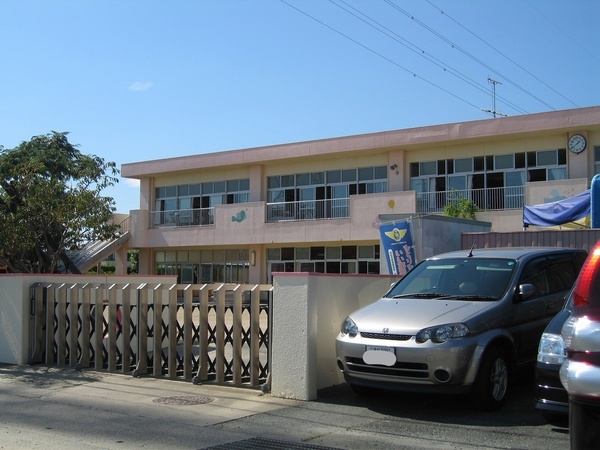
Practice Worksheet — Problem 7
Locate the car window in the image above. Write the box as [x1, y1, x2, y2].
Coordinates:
[519, 258, 549, 297]
[388, 258, 515, 300]
[547, 259, 580, 293]
[519, 253, 585, 300]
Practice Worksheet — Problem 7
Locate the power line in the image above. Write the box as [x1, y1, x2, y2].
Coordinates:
[384, 0, 557, 111]
[279, 0, 483, 112]
[329, 0, 526, 114]
[425, 0, 579, 108]
[329, 0, 527, 114]
[525, 0, 597, 61]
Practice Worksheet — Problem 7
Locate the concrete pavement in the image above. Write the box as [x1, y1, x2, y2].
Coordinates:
[0, 364, 567, 450]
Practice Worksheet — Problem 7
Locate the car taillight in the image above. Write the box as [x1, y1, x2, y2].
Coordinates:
[572, 242, 600, 318]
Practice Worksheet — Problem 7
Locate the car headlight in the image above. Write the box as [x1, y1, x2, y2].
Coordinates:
[341, 317, 358, 338]
[416, 323, 470, 343]
[537, 332, 566, 364]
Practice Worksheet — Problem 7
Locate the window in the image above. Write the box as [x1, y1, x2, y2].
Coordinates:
[154, 179, 249, 226]
[594, 146, 600, 175]
[412, 149, 566, 212]
[419, 161, 437, 176]
[155, 249, 249, 283]
[267, 166, 386, 221]
[518, 253, 586, 300]
[267, 244, 380, 280]
[454, 158, 473, 173]
[494, 154, 513, 170]
[536, 150, 557, 166]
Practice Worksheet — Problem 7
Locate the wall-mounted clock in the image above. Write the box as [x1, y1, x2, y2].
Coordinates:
[568, 134, 587, 154]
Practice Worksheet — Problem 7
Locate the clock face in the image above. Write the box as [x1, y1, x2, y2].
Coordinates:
[568, 134, 587, 154]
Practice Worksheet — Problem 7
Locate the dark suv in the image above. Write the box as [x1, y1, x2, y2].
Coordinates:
[560, 242, 600, 448]
[535, 290, 573, 423]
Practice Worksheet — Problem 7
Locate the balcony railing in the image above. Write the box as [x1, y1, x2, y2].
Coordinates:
[150, 207, 214, 228]
[416, 186, 525, 214]
[266, 198, 350, 222]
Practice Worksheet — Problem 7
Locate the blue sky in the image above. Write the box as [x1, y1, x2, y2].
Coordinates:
[1, 0, 599, 213]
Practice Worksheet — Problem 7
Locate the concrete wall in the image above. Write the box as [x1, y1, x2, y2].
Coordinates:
[377, 214, 492, 265]
[411, 215, 492, 261]
[3, 272, 398, 402]
[271, 272, 398, 400]
[526, 177, 588, 207]
[0, 274, 175, 365]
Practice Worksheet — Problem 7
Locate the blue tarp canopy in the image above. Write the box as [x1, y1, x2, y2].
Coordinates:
[523, 190, 591, 228]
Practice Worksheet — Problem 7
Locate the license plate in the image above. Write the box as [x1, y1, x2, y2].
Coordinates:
[366, 345, 394, 354]
[363, 346, 396, 366]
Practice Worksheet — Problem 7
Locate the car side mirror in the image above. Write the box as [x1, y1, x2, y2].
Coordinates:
[517, 283, 537, 301]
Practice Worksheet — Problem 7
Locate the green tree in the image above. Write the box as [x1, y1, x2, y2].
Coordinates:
[0, 132, 120, 273]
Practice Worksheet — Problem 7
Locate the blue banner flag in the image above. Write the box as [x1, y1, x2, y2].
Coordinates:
[379, 220, 416, 276]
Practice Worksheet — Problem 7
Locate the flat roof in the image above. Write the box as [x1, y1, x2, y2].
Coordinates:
[122, 105, 600, 179]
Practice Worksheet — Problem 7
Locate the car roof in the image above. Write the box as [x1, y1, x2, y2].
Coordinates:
[428, 247, 585, 261]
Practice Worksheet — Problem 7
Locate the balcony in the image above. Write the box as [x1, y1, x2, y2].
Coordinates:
[416, 186, 525, 214]
[150, 207, 215, 228]
[266, 198, 350, 222]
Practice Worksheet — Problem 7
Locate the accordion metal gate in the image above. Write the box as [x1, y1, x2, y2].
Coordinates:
[29, 282, 272, 388]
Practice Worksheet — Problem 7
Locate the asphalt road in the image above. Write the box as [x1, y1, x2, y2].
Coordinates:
[0, 364, 568, 450]
[309, 377, 569, 450]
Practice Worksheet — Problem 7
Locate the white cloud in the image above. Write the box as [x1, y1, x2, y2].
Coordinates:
[128, 81, 154, 92]
[123, 178, 141, 188]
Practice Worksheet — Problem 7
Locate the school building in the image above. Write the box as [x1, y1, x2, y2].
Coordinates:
[117, 105, 600, 284]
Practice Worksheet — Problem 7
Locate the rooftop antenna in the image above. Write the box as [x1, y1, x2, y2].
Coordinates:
[467, 240, 476, 257]
[481, 77, 507, 118]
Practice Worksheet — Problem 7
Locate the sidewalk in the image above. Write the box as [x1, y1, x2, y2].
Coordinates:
[0, 364, 559, 450]
[0, 364, 396, 450]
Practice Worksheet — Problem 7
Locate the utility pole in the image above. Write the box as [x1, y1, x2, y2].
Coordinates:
[481, 77, 507, 118]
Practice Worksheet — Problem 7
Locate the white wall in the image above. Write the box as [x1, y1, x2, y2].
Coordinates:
[271, 272, 397, 400]
[0, 274, 175, 365]
[3, 272, 396, 402]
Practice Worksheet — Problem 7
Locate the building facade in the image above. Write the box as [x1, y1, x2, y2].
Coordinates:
[121, 106, 600, 284]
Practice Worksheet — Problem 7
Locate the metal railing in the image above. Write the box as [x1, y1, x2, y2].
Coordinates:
[117, 216, 131, 234]
[150, 208, 214, 228]
[416, 186, 525, 214]
[266, 198, 349, 222]
[30, 282, 272, 388]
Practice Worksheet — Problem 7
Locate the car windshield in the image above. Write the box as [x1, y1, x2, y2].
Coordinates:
[386, 257, 516, 301]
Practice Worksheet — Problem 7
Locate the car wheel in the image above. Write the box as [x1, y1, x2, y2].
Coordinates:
[471, 347, 508, 411]
[349, 383, 380, 396]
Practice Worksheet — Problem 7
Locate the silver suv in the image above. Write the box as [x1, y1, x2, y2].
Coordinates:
[560, 242, 600, 448]
[336, 247, 586, 411]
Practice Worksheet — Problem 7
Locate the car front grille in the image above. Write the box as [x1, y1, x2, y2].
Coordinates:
[360, 332, 412, 340]
[346, 357, 429, 379]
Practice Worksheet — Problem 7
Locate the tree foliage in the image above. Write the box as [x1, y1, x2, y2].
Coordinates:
[444, 191, 479, 220]
[0, 132, 120, 273]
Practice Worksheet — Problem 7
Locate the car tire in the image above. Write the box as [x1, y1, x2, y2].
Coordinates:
[471, 347, 509, 411]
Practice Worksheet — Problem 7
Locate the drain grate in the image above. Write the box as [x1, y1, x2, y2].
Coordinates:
[153, 395, 214, 405]
[202, 437, 338, 449]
